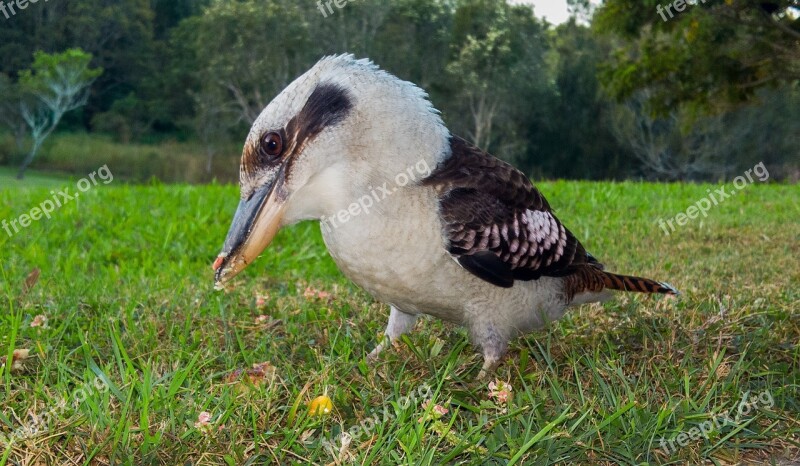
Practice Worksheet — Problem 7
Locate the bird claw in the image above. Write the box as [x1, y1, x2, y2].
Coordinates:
[366, 348, 382, 364]
[366, 335, 391, 363]
[477, 356, 501, 380]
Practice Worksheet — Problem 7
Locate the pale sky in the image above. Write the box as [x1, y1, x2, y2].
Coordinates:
[516, 0, 571, 25]
[511, 0, 601, 25]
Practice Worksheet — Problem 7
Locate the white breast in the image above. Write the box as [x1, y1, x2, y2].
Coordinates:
[321, 186, 460, 315]
[319, 185, 572, 333]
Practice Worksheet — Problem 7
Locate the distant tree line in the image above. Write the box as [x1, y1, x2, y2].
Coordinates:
[0, 0, 797, 182]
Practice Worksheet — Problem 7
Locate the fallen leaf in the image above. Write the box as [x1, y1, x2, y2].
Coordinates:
[226, 361, 275, 387]
[23, 268, 40, 295]
[0, 349, 31, 371]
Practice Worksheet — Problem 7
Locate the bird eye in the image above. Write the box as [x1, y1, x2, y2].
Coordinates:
[258, 131, 283, 162]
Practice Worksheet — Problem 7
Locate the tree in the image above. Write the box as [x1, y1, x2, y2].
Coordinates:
[611, 89, 733, 180]
[530, 20, 636, 180]
[595, 0, 800, 114]
[0, 74, 27, 152]
[16, 49, 102, 179]
[311, 0, 394, 57]
[0, 0, 158, 129]
[175, 0, 315, 127]
[190, 89, 236, 175]
[446, 0, 550, 164]
[448, 26, 509, 150]
[347, 0, 453, 90]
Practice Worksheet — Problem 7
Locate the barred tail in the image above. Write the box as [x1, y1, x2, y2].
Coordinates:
[600, 271, 679, 295]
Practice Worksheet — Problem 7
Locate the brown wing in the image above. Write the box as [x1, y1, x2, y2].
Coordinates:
[422, 136, 597, 288]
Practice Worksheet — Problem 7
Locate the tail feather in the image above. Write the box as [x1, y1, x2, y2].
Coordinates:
[562, 266, 678, 302]
[600, 271, 679, 295]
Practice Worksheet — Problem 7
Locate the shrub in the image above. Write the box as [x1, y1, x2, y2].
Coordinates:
[21, 132, 240, 183]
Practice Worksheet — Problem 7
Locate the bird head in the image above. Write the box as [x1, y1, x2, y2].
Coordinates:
[212, 54, 449, 288]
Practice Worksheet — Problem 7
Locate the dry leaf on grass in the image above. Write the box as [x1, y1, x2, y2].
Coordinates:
[225, 361, 275, 387]
[21, 268, 40, 296]
[0, 349, 31, 371]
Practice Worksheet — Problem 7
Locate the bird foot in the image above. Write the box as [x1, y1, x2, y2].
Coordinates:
[469, 321, 508, 380]
[367, 306, 417, 364]
[477, 356, 501, 380]
[366, 337, 390, 363]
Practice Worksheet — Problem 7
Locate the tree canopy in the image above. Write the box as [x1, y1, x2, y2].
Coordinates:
[14, 49, 102, 178]
[595, 0, 800, 114]
[0, 0, 797, 181]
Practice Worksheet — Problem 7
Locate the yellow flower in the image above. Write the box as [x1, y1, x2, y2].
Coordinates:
[308, 395, 333, 416]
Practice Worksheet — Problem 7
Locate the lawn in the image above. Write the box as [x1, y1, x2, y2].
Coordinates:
[0, 167, 68, 190]
[1, 132, 241, 185]
[0, 180, 798, 465]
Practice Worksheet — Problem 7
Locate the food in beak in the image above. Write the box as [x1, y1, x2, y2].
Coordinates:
[212, 256, 225, 271]
[213, 171, 287, 288]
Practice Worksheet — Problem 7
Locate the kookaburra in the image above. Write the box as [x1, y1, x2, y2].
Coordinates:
[212, 55, 677, 377]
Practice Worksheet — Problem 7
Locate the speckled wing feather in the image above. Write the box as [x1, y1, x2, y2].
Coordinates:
[423, 136, 593, 288]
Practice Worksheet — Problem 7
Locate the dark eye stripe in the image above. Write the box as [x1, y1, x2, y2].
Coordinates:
[297, 82, 354, 138]
[241, 82, 353, 177]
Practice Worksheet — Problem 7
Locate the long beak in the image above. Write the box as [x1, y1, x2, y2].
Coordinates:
[213, 167, 287, 289]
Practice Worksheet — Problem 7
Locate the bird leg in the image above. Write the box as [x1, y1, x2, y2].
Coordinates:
[470, 322, 509, 379]
[478, 362, 501, 380]
[367, 306, 417, 361]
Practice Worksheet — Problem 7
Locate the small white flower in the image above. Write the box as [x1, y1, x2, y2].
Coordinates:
[488, 379, 513, 404]
[30, 314, 48, 328]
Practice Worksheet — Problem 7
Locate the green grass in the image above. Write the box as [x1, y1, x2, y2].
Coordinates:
[0, 181, 798, 465]
[0, 167, 68, 189]
[2, 132, 242, 184]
